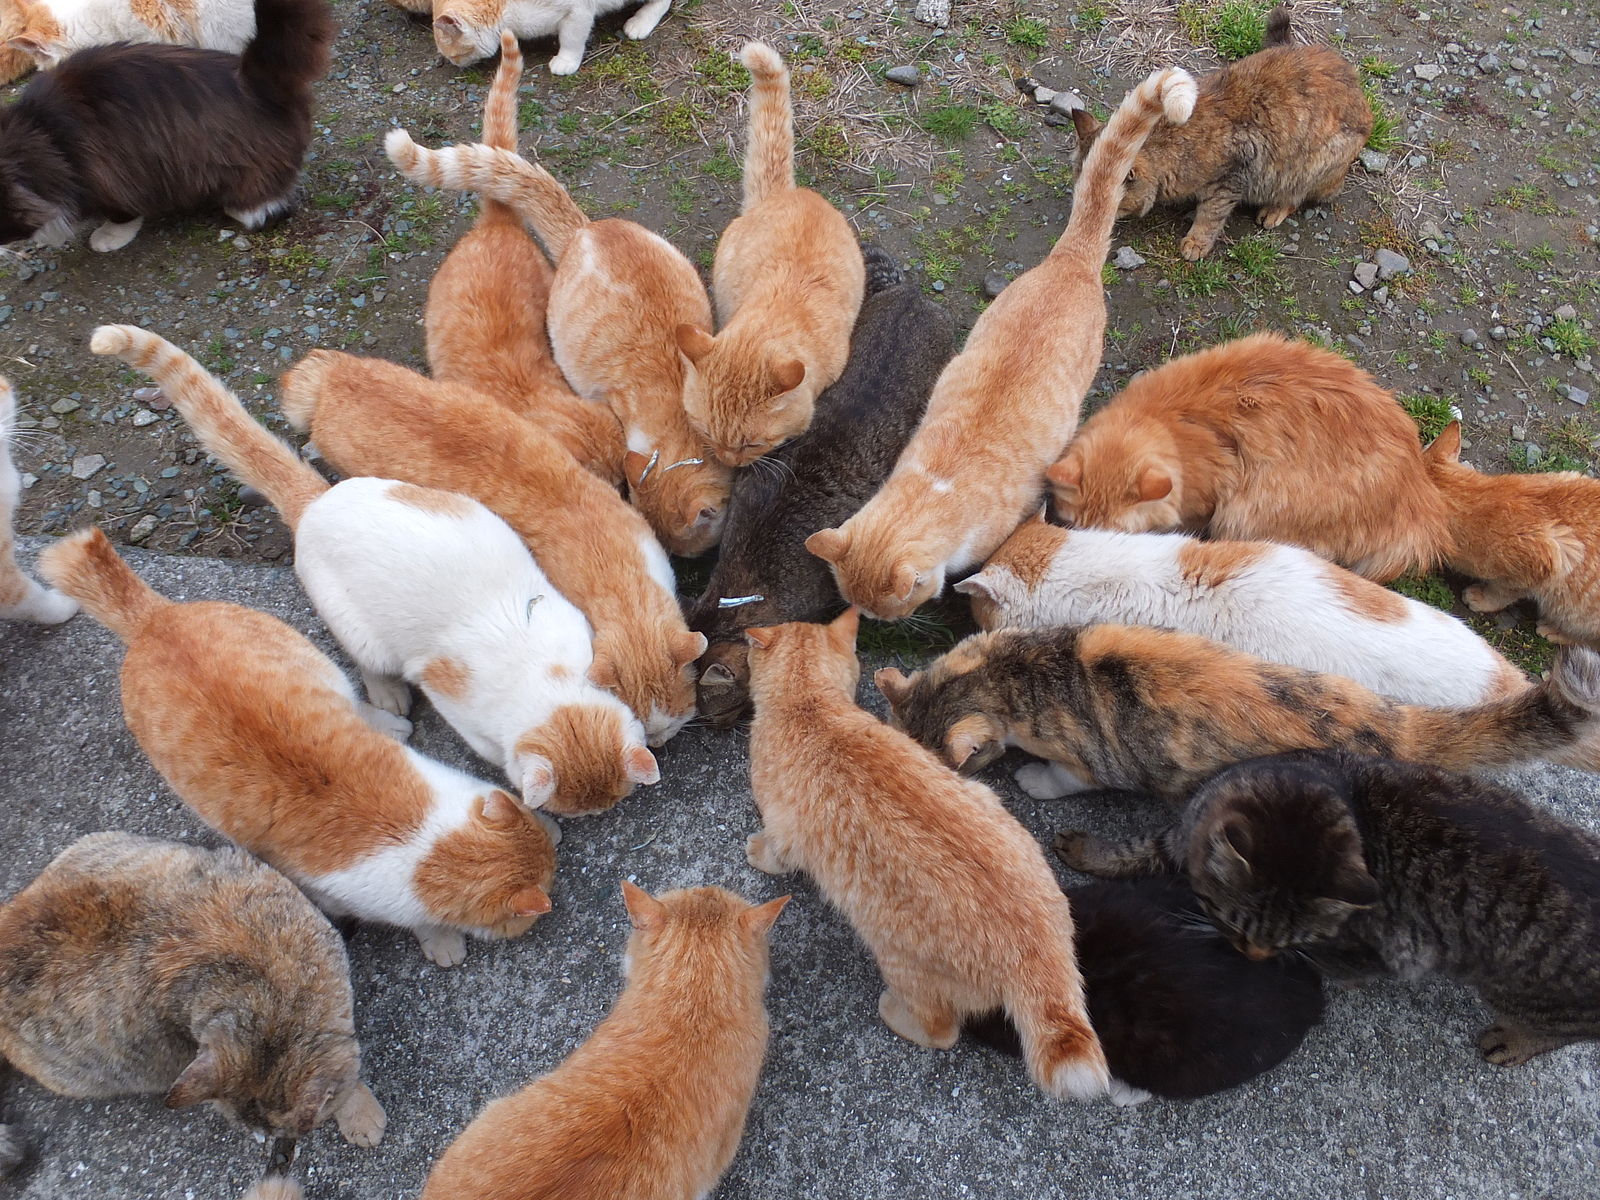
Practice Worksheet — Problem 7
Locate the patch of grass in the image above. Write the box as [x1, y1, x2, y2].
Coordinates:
[1178, 0, 1270, 60]
[1076, 2, 1108, 32]
[980, 101, 1030, 140]
[667, 177, 698, 217]
[1004, 17, 1050, 49]
[1228, 233, 1282, 283]
[654, 99, 700, 145]
[1399, 393, 1457, 442]
[801, 119, 848, 161]
[1390, 573, 1455, 610]
[1474, 620, 1555, 676]
[1546, 317, 1595, 359]
[1511, 443, 1588, 474]
[695, 49, 750, 94]
[1494, 183, 1560, 215]
[920, 104, 980, 143]
[1468, 365, 1493, 387]
[1363, 80, 1398, 152]
[1359, 56, 1397, 79]
[700, 149, 740, 183]
[1171, 256, 1230, 299]
[1546, 416, 1598, 464]
[1101, 261, 1119, 288]
[857, 607, 961, 658]
[518, 97, 545, 125]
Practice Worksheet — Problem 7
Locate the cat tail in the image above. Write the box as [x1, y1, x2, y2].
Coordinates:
[1006, 970, 1112, 1102]
[238, 0, 336, 110]
[38, 527, 170, 643]
[738, 42, 793, 211]
[1053, 66, 1197, 260]
[1264, 7, 1294, 47]
[860, 244, 905, 295]
[475, 32, 524, 230]
[384, 132, 587, 259]
[90, 326, 327, 530]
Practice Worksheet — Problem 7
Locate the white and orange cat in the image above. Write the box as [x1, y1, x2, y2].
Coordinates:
[40, 527, 559, 967]
[806, 67, 1197, 619]
[0, 0, 254, 84]
[745, 609, 1116, 1102]
[389, 0, 672, 73]
[1, 377, 76, 623]
[419, 881, 786, 1200]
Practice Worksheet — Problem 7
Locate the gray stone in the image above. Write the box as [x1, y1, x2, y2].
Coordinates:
[1358, 149, 1391, 174]
[1459, 329, 1482, 347]
[1554, 304, 1578, 322]
[913, 0, 950, 26]
[1418, 219, 1447, 244]
[1353, 262, 1380, 289]
[127, 514, 158, 543]
[1414, 63, 1445, 81]
[237, 484, 270, 509]
[1048, 92, 1084, 116]
[1512, 425, 1527, 441]
[982, 273, 1008, 299]
[131, 410, 159, 428]
[1373, 286, 1390, 305]
[49, 398, 80, 415]
[1113, 247, 1146, 271]
[1491, 325, 1509, 341]
[1526, 443, 1545, 464]
[1569, 385, 1591, 406]
[884, 65, 921, 87]
[1478, 54, 1501, 73]
[1375, 248, 1412, 280]
[1348, 280, 1364, 295]
[70, 454, 106, 480]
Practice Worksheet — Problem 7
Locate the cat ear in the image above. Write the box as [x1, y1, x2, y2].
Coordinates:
[1422, 421, 1462, 464]
[770, 358, 805, 393]
[671, 630, 708, 665]
[1136, 465, 1172, 502]
[828, 606, 860, 646]
[741, 893, 791, 935]
[624, 450, 652, 487]
[744, 625, 779, 651]
[478, 789, 526, 830]
[1207, 819, 1252, 876]
[700, 661, 738, 689]
[624, 744, 660, 786]
[943, 714, 998, 769]
[873, 667, 914, 707]
[1070, 108, 1103, 152]
[1025, 504, 1049, 526]
[4, 35, 49, 60]
[1046, 455, 1082, 491]
[509, 885, 553, 917]
[675, 324, 715, 365]
[952, 572, 997, 600]
[620, 879, 666, 930]
[588, 653, 620, 690]
[518, 760, 556, 811]
[805, 527, 849, 564]
[433, 14, 462, 33]
[287, 1078, 339, 1136]
[165, 1047, 224, 1109]
[890, 562, 920, 603]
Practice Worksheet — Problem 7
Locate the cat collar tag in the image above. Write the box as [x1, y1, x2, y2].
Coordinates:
[636, 449, 662, 484]
[662, 457, 705, 473]
[718, 594, 765, 608]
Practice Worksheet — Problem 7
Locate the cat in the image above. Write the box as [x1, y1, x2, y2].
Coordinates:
[0, 0, 254, 84]
[417, 0, 673, 73]
[963, 876, 1324, 1101]
[804, 67, 1197, 620]
[1070, 7, 1370, 260]
[419, 881, 787, 1200]
[687, 245, 956, 726]
[1424, 420, 1600, 648]
[1046, 331, 1451, 583]
[92, 323, 658, 817]
[38, 527, 560, 967]
[0, 0, 331, 252]
[423, 33, 626, 491]
[279, 350, 705, 745]
[874, 624, 1600, 802]
[0, 377, 76, 623]
[392, 40, 730, 556]
[746, 608, 1114, 1102]
[1055, 750, 1600, 1067]
[0, 831, 385, 1183]
[672, 42, 865, 468]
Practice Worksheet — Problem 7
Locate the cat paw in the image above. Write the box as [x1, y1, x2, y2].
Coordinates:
[333, 1082, 387, 1148]
[1477, 1022, 1564, 1066]
[1014, 762, 1086, 800]
[89, 217, 144, 252]
[1052, 830, 1101, 872]
[745, 832, 790, 875]
[536, 810, 562, 847]
[7, 585, 78, 624]
[548, 52, 582, 75]
[1256, 205, 1295, 228]
[358, 704, 413, 741]
[623, 6, 666, 38]
[1108, 1078, 1153, 1107]
[878, 990, 958, 1049]
[363, 674, 412, 717]
[416, 927, 468, 967]
[1535, 623, 1573, 645]
[1180, 232, 1216, 261]
[1462, 584, 1515, 614]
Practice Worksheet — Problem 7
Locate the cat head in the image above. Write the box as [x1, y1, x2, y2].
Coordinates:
[695, 639, 754, 729]
[1070, 109, 1166, 218]
[952, 509, 1063, 630]
[514, 701, 659, 817]
[589, 626, 706, 746]
[1048, 418, 1185, 533]
[623, 448, 732, 557]
[675, 324, 811, 467]
[744, 608, 862, 700]
[1181, 759, 1379, 961]
[619, 880, 789, 985]
[411, 789, 559, 940]
[0, 0, 65, 70]
[874, 637, 1009, 771]
[805, 521, 946, 621]
[430, 8, 501, 68]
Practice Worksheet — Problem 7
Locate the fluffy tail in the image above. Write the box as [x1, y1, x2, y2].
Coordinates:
[1263, 6, 1294, 46]
[385, 131, 587, 260]
[277, 350, 337, 433]
[860, 243, 904, 296]
[474, 31, 525, 228]
[1053, 66, 1196, 258]
[37, 527, 169, 643]
[238, 0, 335, 109]
[738, 42, 793, 211]
[1009, 990, 1111, 1102]
[91, 325, 327, 530]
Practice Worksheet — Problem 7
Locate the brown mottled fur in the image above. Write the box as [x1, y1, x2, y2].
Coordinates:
[745, 610, 1111, 1100]
[1048, 332, 1451, 582]
[420, 882, 787, 1200]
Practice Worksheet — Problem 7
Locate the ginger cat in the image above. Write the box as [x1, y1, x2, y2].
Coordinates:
[94, 323, 656, 816]
[1047, 332, 1450, 582]
[672, 42, 865, 468]
[280, 351, 704, 744]
[1, 377, 76, 623]
[876, 625, 1600, 803]
[805, 67, 1197, 619]
[746, 609, 1114, 1102]
[423, 33, 626, 490]
[414, 0, 673, 74]
[39, 528, 559, 967]
[420, 881, 787, 1200]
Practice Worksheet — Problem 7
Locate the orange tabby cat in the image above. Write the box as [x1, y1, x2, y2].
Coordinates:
[280, 351, 704, 744]
[423, 33, 625, 489]
[420, 881, 787, 1200]
[745, 609, 1113, 1102]
[1046, 332, 1450, 582]
[672, 42, 865, 468]
[805, 67, 1197, 619]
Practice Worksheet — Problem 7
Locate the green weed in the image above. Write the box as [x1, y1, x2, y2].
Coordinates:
[1004, 17, 1050, 49]
[921, 104, 980, 142]
[1547, 317, 1595, 359]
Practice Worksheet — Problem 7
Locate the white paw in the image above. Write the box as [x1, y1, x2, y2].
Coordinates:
[1109, 1078, 1153, 1107]
[364, 675, 412, 717]
[1014, 762, 1084, 800]
[32, 216, 74, 248]
[536, 810, 562, 846]
[623, 11, 661, 38]
[89, 218, 143, 252]
[7, 585, 78, 624]
[360, 704, 413, 741]
[548, 53, 581, 75]
[416, 927, 468, 967]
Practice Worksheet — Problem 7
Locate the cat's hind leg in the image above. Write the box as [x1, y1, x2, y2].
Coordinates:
[89, 217, 145, 252]
[745, 830, 794, 875]
[1477, 1019, 1583, 1066]
[1256, 202, 1297, 228]
[1180, 186, 1242, 260]
[878, 988, 959, 1050]
[1054, 829, 1170, 877]
[548, 10, 595, 74]
[414, 924, 468, 967]
[360, 669, 412, 717]
[330, 1080, 387, 1148]
[1014, 760, 1093, 799]
[1463, 579, 1524, 614]
[623, 0, 671, 39]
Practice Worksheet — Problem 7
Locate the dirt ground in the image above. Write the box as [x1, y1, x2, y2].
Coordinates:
[1, 0, 1595, 659]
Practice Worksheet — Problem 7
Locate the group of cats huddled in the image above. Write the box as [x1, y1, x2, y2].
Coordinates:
[1, 4, 1599, 1199]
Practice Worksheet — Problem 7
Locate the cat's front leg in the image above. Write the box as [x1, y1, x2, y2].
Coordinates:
[331, 1080, 387, 1148]
[1053, 829, 1168, 877]
[623, 0, 671, 39]
[89, 217, 145, 253]
[1014, 760, 1093, 799]
[414, 924, 469, 967]
[360, 669, 413, 717]
[1180, 186, 1241, 261]
[548, 10, 595, 74]
[357, 702, 414, 741]
[745, 831, 793, 875]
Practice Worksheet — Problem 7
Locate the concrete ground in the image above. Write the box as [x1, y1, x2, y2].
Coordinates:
[2, 539, 1598, 1200]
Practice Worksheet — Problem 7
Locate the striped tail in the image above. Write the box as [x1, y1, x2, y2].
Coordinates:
[37, 527, 168, 643]
[476, 31, 524, 228]
[1053, 66, 1196, 259]
[278, 349, 339, 433]
[90, 325, 327, 530]
[738, 42, 793, 211]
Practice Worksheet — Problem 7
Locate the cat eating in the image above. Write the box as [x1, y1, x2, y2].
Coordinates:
[1, 377, 76, 624]
[0, 0, 255, 84]
[406, 0, 674, 74]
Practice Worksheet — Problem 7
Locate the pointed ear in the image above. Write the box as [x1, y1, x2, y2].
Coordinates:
[675, 323, 715, 364]
[741, 893, 791, 935]
[287, 1077, 339, 1135]
[1046, 454, 1082, 490]
[671, 630, 708, 665]
[509, 885, 552, 917]
[624, 449, 651, 486]
[624, 744, 660, 785]
[1136, 464, 1172, 502]
[433, 13, 462, 33]
[588, 653, 620, 689]
[744, 625, 779, 651]
[1070, 108, 1102, 152]
[1025, 504, 1049, 526]
[1422, 420, 1461, 464]
[805, 527, 849, 564]
[165, 1047, 224, 1109]
[5, 35, 48, 59]
[829, 606, 860, 646]
[479, 789, 526, 830]
[944, 714, 997, 769]
[620, 879, 666, 930]
[952, 572, 996, 600]
[771, 358, 804, 393]
[874, 667, 914, 707]
[519, 759, 556, 810]
[700, 661, 737, 688]
[890, 561, 919, 603]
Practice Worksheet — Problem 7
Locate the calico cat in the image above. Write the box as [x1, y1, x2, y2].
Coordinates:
[0, 0, 331, 252]
[93, 323, 657, 816]
[688, 245, 956, 726]
[805, 67, 1197, 619]
[279, 350, 704, 745]
[964, 876, 1324, 1101]
[1056, 750, 1600, 1066]
[0, 832, 385, 1179]
[1424, 421, 1600, 648]
[420, 881, 787, 1200]
[0, 377, 76, 623]
[410, 0, 673, 74]
[746, 609, 1113, 1102]
[1047, 332, 1451, 582]
[423, 33, 626, 490]
[0, 0, 254, 84]
[1071, 8, 1370, 260]
[673, 43, 865, 468]
[38, 528, 560, 967]
[875, 624, 1600, 802]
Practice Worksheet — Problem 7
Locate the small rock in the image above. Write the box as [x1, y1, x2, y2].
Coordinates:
[1490, 325, 1508, 341]
[1348, 280, 1364, 295]
[1569, 386, 1591, 406]
[20, 472, 37, 489]
[237, 485, 270, 509]
[1477, 54, 1500, 73]
[129, 515, 159, 544]
[1353, 262, 1380, 289]
[87, 490, 102, 509]
[1113, 247, 1147, 271]
[1459, 329, 1481, 347]
[1512, 425, 1527, 441]
[1047, 92, 1084, 116]
[884, 65, 920, 87]
[1374, 248, 1411, 280]
[1358, 149, 1390, 174]
[913, 0, 950, 27]
[1525, 444, 1545, 465]
[1554, 304, 1578, 322]
[1418, 219, 1446, 243]
[1413, 63, 1444, 81]
[131, 409, 160, 427]
[1373, 287, 1390, 305]
[50, 398, 81, 415]
[982, 273, 1008, 299]
[931, 280, 945, 292]
[71, 454, 106, 480]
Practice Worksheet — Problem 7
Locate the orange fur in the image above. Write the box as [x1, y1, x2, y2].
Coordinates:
[420, 883, 787, 1200]
[512, 704, 658, 816]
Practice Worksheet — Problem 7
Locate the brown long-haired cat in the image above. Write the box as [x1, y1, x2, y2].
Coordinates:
[876, 625, 1600, 802]
[420, 881, 787, 1200]
[1072, 8, 1371, 260]
[1047, 332, 1451, 582]
[280, 350, 704, 744]
[39, 528, 559, 968]
[805, 67, 1197, 619]
[423, 33, 625, 490]
[671, 42, 865, 468]
[745, 609, 1114, 1102]
[1423, 421, 1600, 647]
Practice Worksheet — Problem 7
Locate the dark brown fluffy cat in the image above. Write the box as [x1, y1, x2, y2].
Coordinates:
[1057, 750, 1600, 1067]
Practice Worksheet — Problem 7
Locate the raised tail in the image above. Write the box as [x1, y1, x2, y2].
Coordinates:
[37, 528, 169, 643]
[1263, 6, 1294, 46]
[1053, 66, 1196, 259]
[238, 0, 335, 110]
[278, 350, 339, 432]
[474, 31, 525, 229]
[385, 131, 587, 260]
[91, 326, 327, 530]
[738, 42, 793, 211]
